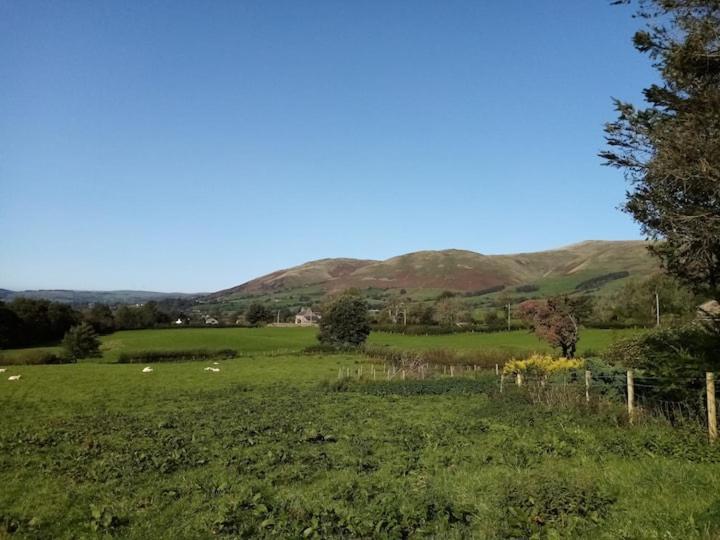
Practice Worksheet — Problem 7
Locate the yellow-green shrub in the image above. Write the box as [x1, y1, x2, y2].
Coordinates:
[503, 353, 584, 377]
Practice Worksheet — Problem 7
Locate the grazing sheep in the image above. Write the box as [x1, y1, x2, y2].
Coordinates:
[142, 366, 153, 373]
[0, 368, 6, 373]
[213, 362, 220, 365]
[8, 375, 21, 381]
[204, 367, 220, 372]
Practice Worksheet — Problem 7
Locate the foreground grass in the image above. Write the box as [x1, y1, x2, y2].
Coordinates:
[1, 356, 718, 538]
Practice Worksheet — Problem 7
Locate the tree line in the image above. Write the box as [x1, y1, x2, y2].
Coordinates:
[0, 298, 193, 349]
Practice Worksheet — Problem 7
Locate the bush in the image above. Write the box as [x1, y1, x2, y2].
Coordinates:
[363, 345, 523, 369]
[302, 344, 360, 355]
[580, 357, 627, 401]
[503, 354, 585, 377]
[0, 350, 70, 365]
[318, 294, 370, 347]
[604, 324, 720, 373]
[245, 302, 273, 326]
[604, 324, 720, 407]
[515, 284, 539, 293]
[62, 322, 101, 360]
[117, 349, 237, 363]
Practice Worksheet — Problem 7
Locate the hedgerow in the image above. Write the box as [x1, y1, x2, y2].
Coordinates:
[116, 348, 237, 363]
[0, 350, 71, 365]
[363, 345, 523, 368]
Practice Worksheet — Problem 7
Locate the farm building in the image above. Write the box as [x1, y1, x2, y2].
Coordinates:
[295, 307, 320, 326]
[698, 300, 720, 320]
[204, 316, 219, 326]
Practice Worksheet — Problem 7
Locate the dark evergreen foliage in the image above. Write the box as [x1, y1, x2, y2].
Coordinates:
[61, 322, 101, 360]
[602, 0, 720, 299]
[0, 298, 81, 348]
[318, 294, 371, 347]
[245, 302, 274, 325]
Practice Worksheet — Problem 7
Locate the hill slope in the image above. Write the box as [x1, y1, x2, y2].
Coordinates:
[0, 289, 200, 305]
[210, 240, 657, 302]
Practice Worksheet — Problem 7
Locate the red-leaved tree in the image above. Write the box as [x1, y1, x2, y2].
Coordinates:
[518, 296, 592, 358]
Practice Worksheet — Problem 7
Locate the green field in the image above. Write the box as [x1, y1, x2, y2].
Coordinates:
[1, 327, 318, 364]
[370, 328, 640, 355]
[2, 326, 645, 364]
[2, 327, 717, 538]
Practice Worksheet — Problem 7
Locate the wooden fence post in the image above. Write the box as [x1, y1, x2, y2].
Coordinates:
[402, 369, 406, 381]
[627, 370, 635, 423]
[516, 373, 523, 386]
[450, 365, 454, 378]
[338, 367, 342, 379]
[495, 364, 499, 376]
[707, 372, 717, 443]
[500, 373, 504, 393]
[585, 370, 591, 403]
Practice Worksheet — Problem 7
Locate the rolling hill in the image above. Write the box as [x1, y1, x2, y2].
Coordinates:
[0, 289, 201, 305]
[209, 240, 658, 304]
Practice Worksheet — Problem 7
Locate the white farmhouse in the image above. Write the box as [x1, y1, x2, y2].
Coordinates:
[295, 307, 320, 326]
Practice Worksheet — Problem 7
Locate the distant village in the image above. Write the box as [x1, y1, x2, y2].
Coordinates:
[183, 306, 322, 327]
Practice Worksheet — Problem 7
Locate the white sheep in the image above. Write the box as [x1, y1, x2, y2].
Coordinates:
[8, 375, 21, 381]
[204, 367, 220, 372]
[0, 368, 7, 373]
[142, 366, 153, 373]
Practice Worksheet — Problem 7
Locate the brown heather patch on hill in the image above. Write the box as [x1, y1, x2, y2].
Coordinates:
[210, 240, 658, 299]
[209, 258, 376, 296]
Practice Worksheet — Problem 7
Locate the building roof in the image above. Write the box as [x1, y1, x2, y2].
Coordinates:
[698, 300, 720, 317]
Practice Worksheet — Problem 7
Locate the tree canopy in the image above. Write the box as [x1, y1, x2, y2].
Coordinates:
[318, 293, 371, 347]
[601, 0, 720, 299]
[518, 296, 593, 358]
[245, 302, 274, 326]
[62, 322, 102, 361]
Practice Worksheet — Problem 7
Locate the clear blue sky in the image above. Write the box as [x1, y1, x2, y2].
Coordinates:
[1, 1, 655, 292]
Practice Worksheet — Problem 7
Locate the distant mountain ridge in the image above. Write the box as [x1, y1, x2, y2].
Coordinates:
[0, 289, 200, 305]
[210, 240, 658, 300]
[2, 241, 658, 306]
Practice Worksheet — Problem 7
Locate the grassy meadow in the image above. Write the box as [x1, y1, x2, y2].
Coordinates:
[2, 326, 644, 364]
[2, 326, 719, 538]
[369, 328, 640, 355]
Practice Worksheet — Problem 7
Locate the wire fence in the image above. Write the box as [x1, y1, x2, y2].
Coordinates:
[337, 362, 720, 443]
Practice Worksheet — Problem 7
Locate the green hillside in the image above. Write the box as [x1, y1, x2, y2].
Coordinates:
[205, 240, 658, 312]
